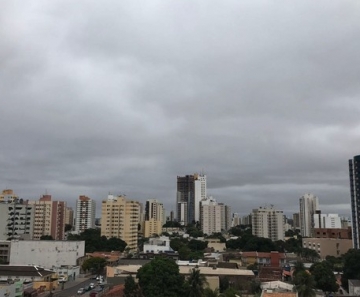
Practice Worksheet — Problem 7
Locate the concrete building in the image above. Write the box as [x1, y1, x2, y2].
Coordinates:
[101, 194, 140, 250]
[349, 155, 360, 249]
[313, 212, 342, 229]
[143, 236, 173, 253]
[28, 195, 66, 240]
[143, 220, 163, 237]
[252, 206, 284, 241]
[0, 189, 18, 203]
[0, 200, 34, 241]
[176, 173, 206, 225]
[231, 213, 241, 227]
[143, 199, 165, 237]
[302, 238, 352, 259]
[75, 195, 96, 233]
[9, 240, 85, 268]
[292, 213, 300, 230]
[313, 227, 352, 239]
[65, 207, 74, 227]
[219, 203, 231, 232]
[201, 197, 221, 235]
[299, 193, 319, 237]
[0, 241, 11, 264]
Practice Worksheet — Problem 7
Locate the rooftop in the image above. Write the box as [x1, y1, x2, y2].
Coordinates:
[0, 265, 53, 278]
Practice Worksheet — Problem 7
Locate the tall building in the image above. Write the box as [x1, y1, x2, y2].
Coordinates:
[292, 213, 300, 230]
[65, 207, 74, 227]
[28, 194, 66, 240]
[349, 155, 360, 249]
[200, 197, 231, 235]
[0, 189, 18, 203]
[75, 195, 96, 233]
[143, 199, 165, 237]
[176, 173, 206, 225]
[299, 193, 319, 237]
[313, 212, 342, 229]
[219, 203, 232, 232]
[0, 199, 34, 240]
[101, 194, 140, 250]
[251, 206, 284, 241]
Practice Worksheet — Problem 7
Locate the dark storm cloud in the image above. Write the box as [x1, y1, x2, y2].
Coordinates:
[1, 0, 360, 217]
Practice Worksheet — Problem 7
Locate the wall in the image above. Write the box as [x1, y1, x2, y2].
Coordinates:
[9, 241, 85, 268]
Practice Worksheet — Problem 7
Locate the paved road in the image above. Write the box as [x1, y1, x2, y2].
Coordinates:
[53, 278, 100, 297]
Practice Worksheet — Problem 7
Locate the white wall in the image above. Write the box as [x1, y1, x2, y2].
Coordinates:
[9, 241, 85, 268]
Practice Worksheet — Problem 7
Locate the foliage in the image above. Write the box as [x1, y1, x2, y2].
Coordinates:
[292, 261, 305, 279]
[82, 257, 107, 274]
[188, 239, 208, 251]
[64, 224, 73, 232]
[310, 261, 339, 293]
[204, 287, 220, 297]
[219, 277, 230, 292]
[206, 233, 226, 243]
[219, 287, 242, 297]
[185, 268, 208, 297]
[299, 248, 320, 262]
[325, 255, 343, 272]
[283, 237, 302, 254]
[243, 237, 278, 252]
[163, 221, 183, 228]
[294, 270, 316, 297]
[342, 249, 360, 290]
[186, 224, 204, 238]
[67, 228, 127, 253]
[170, 237, 206, 260]
[250, 280, 262, 294]
[136, 257, 185, 297]
[124, 275, 142, 297]
[40, 235, 54, 240]
[228, 225, 252, 237]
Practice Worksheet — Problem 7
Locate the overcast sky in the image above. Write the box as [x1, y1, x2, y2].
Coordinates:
[1, 0, 360, 218]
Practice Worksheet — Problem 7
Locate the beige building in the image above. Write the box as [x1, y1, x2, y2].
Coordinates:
[28, 195, 66, 240]
[252, 206, 284, 241]
[0, 189, 18, 203]
[143, 220, 162, 237]
[101, 195, 140, 250]
[65, 207, 74, 227]
[302, 238, 353, 259]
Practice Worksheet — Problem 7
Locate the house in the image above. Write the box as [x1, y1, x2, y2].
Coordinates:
[241, 251, 287, 267]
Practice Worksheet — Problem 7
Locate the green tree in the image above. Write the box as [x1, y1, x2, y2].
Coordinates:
[186, 268, 208, 297]
[342, 249, 360, 290]
[310, 261, 338, 293]
[204, 288, 220, 297]
[124, 275, 142, 297]
[219, 287, 242, 297]
[188, 239, 208, 251]
[292, 261, 305, 280]
[64, 224, 73, 232]
[40, 235, 54, 240]
[82, 257, 107, 274]
[137, 257, 185, 297]
[294, 270, 316, 297]
[300, 248, 320, 262]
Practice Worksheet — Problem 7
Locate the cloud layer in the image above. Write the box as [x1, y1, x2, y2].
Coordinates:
[1, 0, 360, 217]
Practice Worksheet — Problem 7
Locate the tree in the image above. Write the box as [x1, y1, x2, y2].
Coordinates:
[300, 248, 320, 262]
[204, 288, 220, 297]
[124, 275, 142, 297]
[64, 224, 72, 232]
[292, 261, 305, 279]
[137, 257, 185, 297]
[310, 261, 339, 293]
[186, 268, 208, 297]
[82, 257, 107, 274]
[294, 270, 316, 297]
[342, 249, 360, 290]
[40, 235, 54, 240]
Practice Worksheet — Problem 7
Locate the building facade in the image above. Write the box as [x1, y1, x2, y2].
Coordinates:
[176, 173, 206, 225]
[313, 212, 342, 229]
[0, 189, 18, 203]
[28, 195, 66, 240]
[302, 238, 352, 259]
[349, 155, 360, 249]
[100, 195, 140, 250]
[252, 206, 284, 241]
[299, 193, 319, 237]
[144, 199, 165, 237]
[65, 207, 74, 227]
[75, 195, 96, 233]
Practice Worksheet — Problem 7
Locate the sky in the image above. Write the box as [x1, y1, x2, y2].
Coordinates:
[1, 0, 360, 218]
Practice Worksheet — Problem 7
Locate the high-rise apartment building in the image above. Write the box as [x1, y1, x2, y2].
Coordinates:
[75, 195, 96, 233]
[0, 199, 34, 240]
[176, 173, 206, 225]
[349, 155, 360, 249]
[200, 197, 231, 235]
[143, 199, 165, 237]
[292, 213, 300, 230]
[65, 207, 74, 227]
[101, 195, 140, 250]
[0, 189, 18, 203]
[299, 193, 319, 237]
[313, 212, 342, 229]
[29, 195, 66, 240]
[252, 206, 284, 241]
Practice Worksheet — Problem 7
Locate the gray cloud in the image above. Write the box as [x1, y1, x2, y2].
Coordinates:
[1, 0, 359, 217]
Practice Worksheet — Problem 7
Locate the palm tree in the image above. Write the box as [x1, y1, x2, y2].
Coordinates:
[204, 287, 220, 297]
[187, 268, 208, 297]
[294, 270, 316, 297]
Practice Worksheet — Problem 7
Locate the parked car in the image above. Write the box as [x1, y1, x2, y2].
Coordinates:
[77, 288, 86, 295]
[89, 283, 95, 289]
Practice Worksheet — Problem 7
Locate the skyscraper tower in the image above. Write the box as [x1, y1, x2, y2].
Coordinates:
[176, 173, 206, 225]
[349, 155, 360, 249]
[75, 195, 96, 233]
[299, 193, 319, 237]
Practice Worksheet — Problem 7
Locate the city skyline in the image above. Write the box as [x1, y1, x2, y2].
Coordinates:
[1, 1, 359, 218]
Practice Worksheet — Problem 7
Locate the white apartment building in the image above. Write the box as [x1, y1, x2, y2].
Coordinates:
[75, 195, 96, 233]
[201, 197, 221, 235]
[313, 213, 342, 229]
[299, 193, 319, 237]
[252, 206, 284, 241]
[194, 173, 207, 222]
